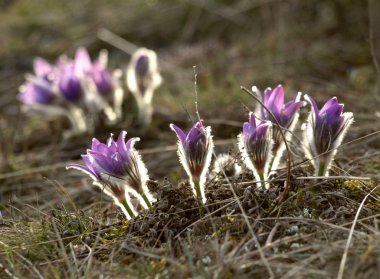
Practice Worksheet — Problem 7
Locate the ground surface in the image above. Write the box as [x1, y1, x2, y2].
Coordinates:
[1, 1, 380, 278]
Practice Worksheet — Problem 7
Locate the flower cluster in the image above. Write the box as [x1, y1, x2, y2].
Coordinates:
[19, 47, 124, 135]
[67, 83, 354, 219]
[247, 84, 353, 182]
[253, 85, 305, 172]
[20, 47, 163, 136]
[66, 131, 154, 219]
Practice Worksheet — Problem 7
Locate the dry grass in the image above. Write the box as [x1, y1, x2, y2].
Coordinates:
[1, 0, 380, 278]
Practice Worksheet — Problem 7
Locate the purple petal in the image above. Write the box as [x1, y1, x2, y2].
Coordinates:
[33, 58, 53, 78]
[305, 95, 319, 123]
[91, 138, 102, 151]
[254, 122, 270, 140]
[243, 122, 252, 138]
[266, 84, 284, 115]
[106, 135, 118, 155]
[281, 101, 303, 121]
[92, 61, 113, 95]
[170, 124, 186, 145]
[187, 121, 204, 143]
[88, 150, 119, 175]
[75, 47, 92, 77]
[81, 154, 100, 179]
[19, 81, 54, 105]
[135, 55, 150, 79]
[263, 87, 272, 105]
[58, 62, 82, 102]
[320, 97, 339, 114]
[117, 131, 128, 160]
[248, 113, 257, 128]
[91, 141, 109, 155]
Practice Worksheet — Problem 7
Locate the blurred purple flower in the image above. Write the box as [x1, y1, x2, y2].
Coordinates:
[92, 59, 113, 96]
[304, 95, 353, 176]
[254, 84, 304, 171]
[18, 47, 126, 137]
[58, 62, 83, 102]
[18, 80, 54, 105]
[170, 120, 214, 204]
[238, 112, 273, 189]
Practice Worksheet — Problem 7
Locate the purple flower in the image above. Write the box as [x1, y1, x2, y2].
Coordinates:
[57, 62, 83, 102]
[18, 80, 54, 105]
[170, 120, 214, 204]
[89, 132, 150, 196]
[254, 84, 304, 171]
[304, 95, 354, 176]
[92, 59, 113, 96]
[67, 131, 153, 218]
[238, 113, 273, 189]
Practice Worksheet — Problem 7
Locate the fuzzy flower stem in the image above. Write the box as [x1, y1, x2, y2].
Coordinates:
[193, 179, 204, 215]
[318, 161, 326, 177]
[136, 100, 153, 129]
[141, 192, 152, 209]
[258, 172, 266, 190]
[120, 199, 135, 219]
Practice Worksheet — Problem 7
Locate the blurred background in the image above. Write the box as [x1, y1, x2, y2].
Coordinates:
[0, 0, 379, 211]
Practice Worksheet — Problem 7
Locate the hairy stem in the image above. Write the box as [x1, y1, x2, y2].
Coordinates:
[318, 161, 326, 177]
[259, 172, 266, 190]
[120, 199, 135, 219]
[140, 192, 152, 208]
[193, 179, 204, 215]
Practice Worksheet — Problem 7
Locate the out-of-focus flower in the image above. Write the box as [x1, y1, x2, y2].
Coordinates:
[19, 80, 54, 105]
[170, 120, 214, 205]
[211, 153, 241, 178]
[58, 62, 83, 102]
[66, 131, 154, 219]
[303, 95, 354, 176]
[92, 59, 113, 96]
[18, 47, 125, 136]
[238, 113, 273, 189]
[127, 48, 162, 128]
[253, 84, 304, 172]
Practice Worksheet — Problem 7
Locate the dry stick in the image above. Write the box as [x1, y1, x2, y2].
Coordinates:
[240, 86, 292, 202]
[337, 185, 380, 279]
